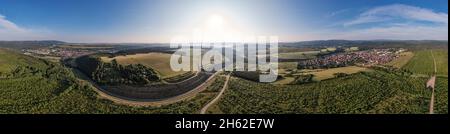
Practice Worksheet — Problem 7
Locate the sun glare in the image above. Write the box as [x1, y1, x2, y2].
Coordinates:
[200, 14, 247, 42]
[206, 14, 225, 30]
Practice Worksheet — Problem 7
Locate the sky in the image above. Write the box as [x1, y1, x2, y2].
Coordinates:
[0, 0, 448, 43]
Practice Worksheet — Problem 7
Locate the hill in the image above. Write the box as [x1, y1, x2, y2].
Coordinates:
[281, 40, 448, 50]
[0, 48, 218, 113]
[0, 40, 65, 50]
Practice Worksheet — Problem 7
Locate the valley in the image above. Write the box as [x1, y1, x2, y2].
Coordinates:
[0, 40, 448, 114]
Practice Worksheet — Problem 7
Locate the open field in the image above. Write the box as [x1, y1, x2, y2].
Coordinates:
[273, 77, 296, 85]
[0, 49, 14, 73]
[275, 66, 368, 84]
[278, 62, 298, 69]
[303, 66, 369, 81]
[433, 50, 448, 75]
[278, 51, 320, 60]
[101, 52, 186, 78]
[403, 50, 434, 75]
[403, 50, 448, 75]
[278, 47, 317, 53]
[386, 51, 414, 68]
[278, 62, 298, 74]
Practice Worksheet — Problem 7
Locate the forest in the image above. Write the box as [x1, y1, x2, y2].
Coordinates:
[93, 59, 160, 85]
[75, 55, 160, 85]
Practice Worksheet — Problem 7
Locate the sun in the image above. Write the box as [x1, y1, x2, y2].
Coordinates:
[206, 14, 225, 30]
[194, 14, 248, 42]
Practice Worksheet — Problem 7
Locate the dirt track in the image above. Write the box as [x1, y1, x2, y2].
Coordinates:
[428, 50, 437, 114]
[200, 74, 231, 114]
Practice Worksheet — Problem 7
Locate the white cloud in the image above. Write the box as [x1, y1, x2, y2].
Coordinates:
[345, 4, 448, 26]
[317, 4, 449, 40]
[0, 13, 54, 40]
[0, 14, 26, 32]
[326, 8, 351, 18]
[336, 25, 448, 40]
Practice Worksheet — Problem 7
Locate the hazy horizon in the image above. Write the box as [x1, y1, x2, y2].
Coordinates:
[0, 39, 448, 45]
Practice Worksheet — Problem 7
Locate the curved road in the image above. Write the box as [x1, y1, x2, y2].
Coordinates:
[200, 74, 231, 114]
[72, 66, 219, 107]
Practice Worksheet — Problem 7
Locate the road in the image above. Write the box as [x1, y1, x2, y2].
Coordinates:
[70, 63, 220, 107]
[200, 74, 231, 114]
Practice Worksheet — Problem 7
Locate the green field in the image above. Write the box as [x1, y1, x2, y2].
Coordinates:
[403, 50, 448, 75]
[386, 52, 414, 68]
[0, 49, 220, 114]
[211, 70, 448, 114]
[101, 52, 187, 78]
[278, 62, 298, 74]
[0, 49, 48, 73]
[433, 50, 448, 75]
[278, 62, 298, 70]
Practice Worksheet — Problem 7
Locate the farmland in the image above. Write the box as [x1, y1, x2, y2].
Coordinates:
[274, 65, 369, 84]
[1, 40, 448, 114]
[211, 70, 448, 114]
[403, 50, 448, 75]
[278, 62, 298, 70]
[101, 52, 187, 78]
[0, 49, 48, 73]
[386, 51, 414, 68]
[304, 66, 369, 81]
[278, 51, 320, 60]
[433, 50, 448, 75]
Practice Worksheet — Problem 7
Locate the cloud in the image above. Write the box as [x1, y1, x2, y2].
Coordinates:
[344, 4, 448, 26]
[314, 4, 448, 40]
[337, 25, 448, 40]
[0, 13, 54, 40]
[325, 8, 351, 18]
[0, 14, 26, 32]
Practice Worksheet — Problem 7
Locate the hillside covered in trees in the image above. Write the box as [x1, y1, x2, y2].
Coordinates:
[0, 49, 221, 113]
[75, 55, 160, 85]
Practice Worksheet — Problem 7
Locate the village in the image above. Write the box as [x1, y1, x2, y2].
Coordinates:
[298, 48, 406, 69]
[22, 45, 117, 59]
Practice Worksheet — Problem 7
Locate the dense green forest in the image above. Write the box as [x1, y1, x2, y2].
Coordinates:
[75, 55, 160, 85]
[93, 59, 160, 85]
